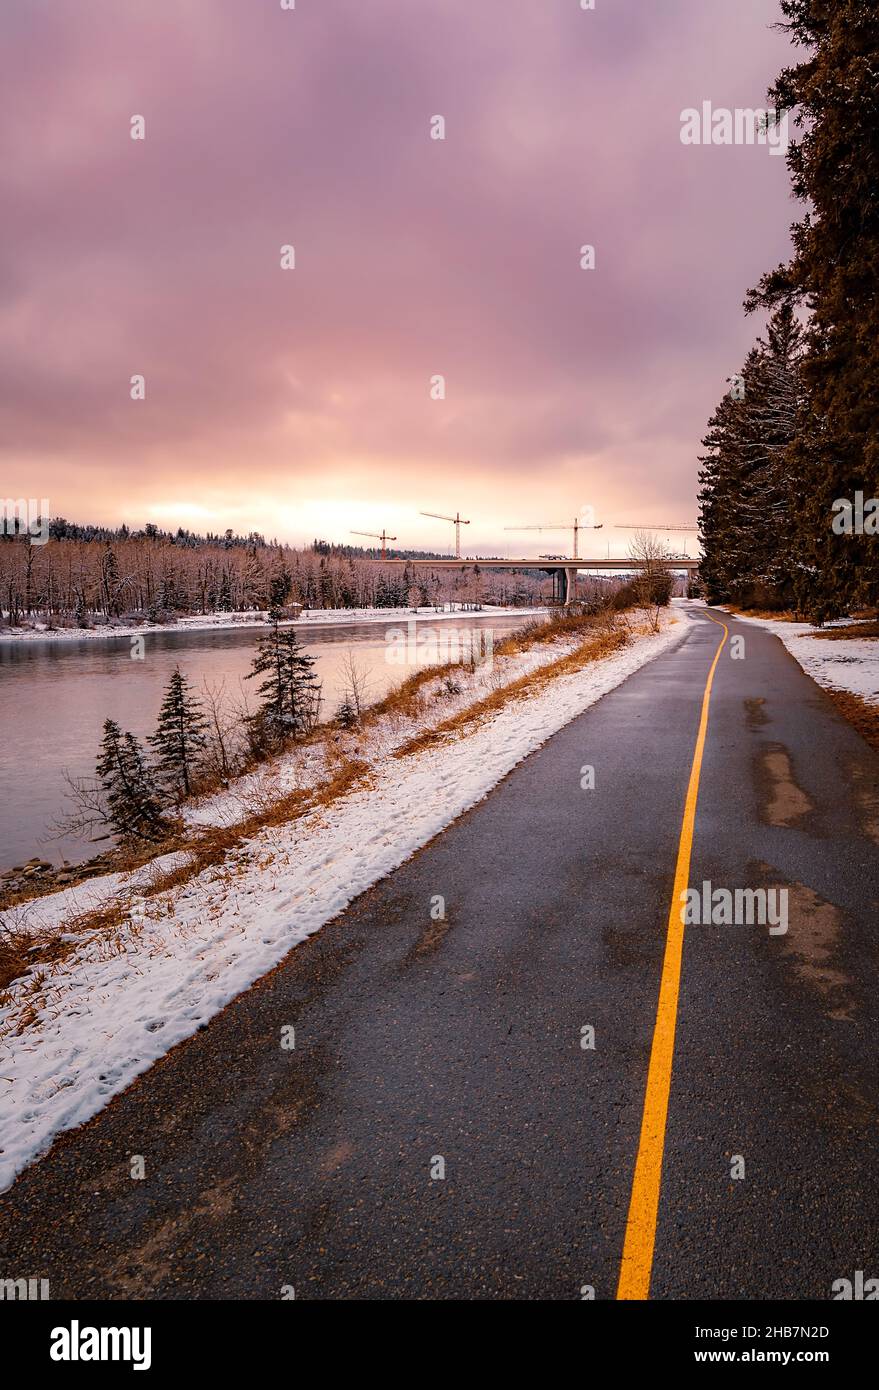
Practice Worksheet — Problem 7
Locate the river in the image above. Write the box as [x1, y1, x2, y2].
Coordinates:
[0, 610, 538, 870]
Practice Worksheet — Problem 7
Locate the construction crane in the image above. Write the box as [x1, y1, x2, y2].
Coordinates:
[615, 523, 699, 560]
[614, 524, 699, 532]
[420, 510, 470, 559]
[504, 517, 603, 561]
[350, 529, 397, 559]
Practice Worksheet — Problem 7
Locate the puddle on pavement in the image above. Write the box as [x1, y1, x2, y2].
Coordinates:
[319, 1140, 354, 1175]
[756, 744, 814, 827]
[845, 758, 879, 847]
[772, 875, 854, 1020]
[744, 696, 769, 730]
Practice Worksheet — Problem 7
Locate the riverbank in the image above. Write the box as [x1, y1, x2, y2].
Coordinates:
[0, 606, 546, 874]
[0, 603, 549, 644]
[0, 851, 118, 904]
[0, 604, 689, 1190]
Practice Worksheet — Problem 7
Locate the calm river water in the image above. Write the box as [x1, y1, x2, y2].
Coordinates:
[0, 611, 537, 870]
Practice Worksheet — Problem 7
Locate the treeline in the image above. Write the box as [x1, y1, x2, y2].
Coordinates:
[0, 531, 550, 627]
[698, 1, 879, 621]
[46, 519, 272, 548]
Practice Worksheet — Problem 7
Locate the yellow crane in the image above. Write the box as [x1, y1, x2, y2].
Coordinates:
[350, 529, 397, 560]
[504, 518, 603, 560]
[614, 523, 699, 557]
[614, 523, 698, 532]
[420, 510, 470, 559]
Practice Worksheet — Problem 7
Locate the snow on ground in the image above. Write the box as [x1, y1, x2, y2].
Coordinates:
[0, 608, 690, 1190]
[729, 612, 879, 705]
[184, 612, 603, 830]
[0, 604, 548, 644]
[0, 853, 193, 933]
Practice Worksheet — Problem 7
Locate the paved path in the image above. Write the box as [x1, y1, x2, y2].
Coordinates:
[2, 606, 878, 1299]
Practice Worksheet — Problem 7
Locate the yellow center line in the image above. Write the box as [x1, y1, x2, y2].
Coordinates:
[616, 609, 729, 1300]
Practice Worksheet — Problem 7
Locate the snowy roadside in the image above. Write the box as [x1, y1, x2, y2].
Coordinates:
[0, 604, 548, 645]
[727, 612, 879, 705]
[0, 607, 690, 1190]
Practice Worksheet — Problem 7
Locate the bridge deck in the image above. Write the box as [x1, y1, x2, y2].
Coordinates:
[371, 556, 700, 571]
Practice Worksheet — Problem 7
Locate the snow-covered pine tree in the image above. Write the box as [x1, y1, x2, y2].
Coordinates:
[217, 570, 233, 611]
[100, 545, 121, 616]
[745, 0, 879, 619]
[336, 694, 358, 728]
[737, 305, 802, 602]
[96, 718, 167, 843]
[148, 666, 209, 798]
[269, 566, 292, 612]
[374, 573, 390, 608]
[245, 616, 321, 749]
[698, 306, 802, 608]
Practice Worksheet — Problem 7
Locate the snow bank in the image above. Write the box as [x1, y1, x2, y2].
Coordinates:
[0, 611, 690, 1190]
[729, 613, 879, 705]
[0, 604, 548, 645]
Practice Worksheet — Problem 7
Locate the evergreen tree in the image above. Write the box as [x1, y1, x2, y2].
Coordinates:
[148, 666, 209, 798]
[746, 0, 879, 618]
[160, 571, 177, 612]
[241, 544, 263, 610]
[698, 306, 803, 607]
[245, 617, 321, 748]
[96, 719, 167, 843]
[269, 566, 292, 612]
[217, 570, 233, 611]
[101, 545, 121, 616]
[698, 389, 742, 602]
[336, 695, 358, 728]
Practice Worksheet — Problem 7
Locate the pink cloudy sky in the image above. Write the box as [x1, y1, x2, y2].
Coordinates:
[1, 0, 794, 557]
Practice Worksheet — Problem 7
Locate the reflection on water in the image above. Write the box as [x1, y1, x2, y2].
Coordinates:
[0, 611, 538, 869]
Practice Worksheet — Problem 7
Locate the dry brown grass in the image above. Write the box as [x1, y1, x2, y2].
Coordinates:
[725, 607, 879, 636]
[0, 760, 374, 999]
[356, 659, 464, 723]
[0, 920, 49, 997]
[394, 627, 629, 759]
[724, 605, 803, 622]
[0, 834, 183, 914]
[143, 758, 372, 900]
[824, 688, 879, 753]
[808, 621, 879, 641]
[0, 898, 129, 999]
[493, 606, 604, 655]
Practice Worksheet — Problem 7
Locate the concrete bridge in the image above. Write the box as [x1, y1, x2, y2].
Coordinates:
[376, 555, 700, 604]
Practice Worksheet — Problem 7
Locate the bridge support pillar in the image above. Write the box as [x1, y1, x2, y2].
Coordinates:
[562, 567, 578, 606]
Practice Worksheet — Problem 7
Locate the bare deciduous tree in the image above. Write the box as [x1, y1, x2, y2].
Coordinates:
[628, 531, 670, 633]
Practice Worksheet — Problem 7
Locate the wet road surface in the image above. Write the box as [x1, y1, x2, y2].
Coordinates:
[2, 606, 878, 1299]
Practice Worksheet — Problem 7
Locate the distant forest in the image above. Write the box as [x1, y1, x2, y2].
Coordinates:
[0, 523, 552, 627]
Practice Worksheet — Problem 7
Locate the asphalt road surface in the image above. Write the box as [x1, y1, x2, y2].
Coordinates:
[2, 605, 878, 1300]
